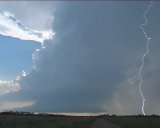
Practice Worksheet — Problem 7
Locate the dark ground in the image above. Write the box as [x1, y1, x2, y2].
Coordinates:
[0, 112, 160, 128]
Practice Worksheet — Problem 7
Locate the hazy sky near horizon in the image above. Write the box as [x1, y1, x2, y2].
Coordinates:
[0, 1, 160, 115]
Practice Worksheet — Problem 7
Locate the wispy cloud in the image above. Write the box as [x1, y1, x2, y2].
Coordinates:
[0, 11, 54, 44]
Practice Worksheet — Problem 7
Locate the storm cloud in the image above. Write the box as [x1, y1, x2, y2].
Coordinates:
[1, 1, 160, 114]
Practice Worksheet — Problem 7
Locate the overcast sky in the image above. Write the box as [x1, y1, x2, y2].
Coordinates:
[0, 1, 160, 115]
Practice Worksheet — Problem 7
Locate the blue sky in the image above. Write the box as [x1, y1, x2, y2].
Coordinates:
[0, 1, 160, 115]
[0, 35, 40, 80]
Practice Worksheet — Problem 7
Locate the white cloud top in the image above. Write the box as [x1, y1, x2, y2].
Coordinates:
[0, 11, 54, 43]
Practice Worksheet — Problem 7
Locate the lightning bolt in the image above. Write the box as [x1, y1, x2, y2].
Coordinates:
[139, 1, 153, 116]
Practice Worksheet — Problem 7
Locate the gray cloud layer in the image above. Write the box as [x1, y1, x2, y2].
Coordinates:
[1, 1, 160, 115]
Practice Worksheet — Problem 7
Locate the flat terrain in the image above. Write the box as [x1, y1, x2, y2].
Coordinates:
[0, 112, 160, 128]
[101, 115, 160, 128]
[92, 118, 121, 128]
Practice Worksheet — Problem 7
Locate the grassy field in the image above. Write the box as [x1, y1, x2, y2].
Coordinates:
[101, 115, 160, 128]
[0, 114, 96, 128]
[0, 112, 160, 128]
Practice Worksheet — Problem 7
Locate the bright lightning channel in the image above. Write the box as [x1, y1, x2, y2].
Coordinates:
[139, 1, 153, 116]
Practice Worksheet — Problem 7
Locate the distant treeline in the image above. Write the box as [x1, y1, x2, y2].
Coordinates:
[0, 111, 159, 118]
[0, 111, 66, 117]
[98, 114, 160, 118]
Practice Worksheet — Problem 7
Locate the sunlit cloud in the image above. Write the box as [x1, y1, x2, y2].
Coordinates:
[0, 80, 20, 95]
[0, 10, 54, 44]
[0, 70, 29, 95]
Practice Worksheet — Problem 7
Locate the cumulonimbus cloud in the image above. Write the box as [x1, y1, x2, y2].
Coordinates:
[0, 10, 54, 44]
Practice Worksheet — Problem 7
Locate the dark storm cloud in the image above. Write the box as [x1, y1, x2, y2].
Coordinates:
[19, 2, 147, 112]
[2, 1, 160, 114]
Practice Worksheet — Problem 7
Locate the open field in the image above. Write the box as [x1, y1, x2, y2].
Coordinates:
[0, 112, 96, 128]
[0, 112, 160, 128]
[100, 115, 160, 128]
